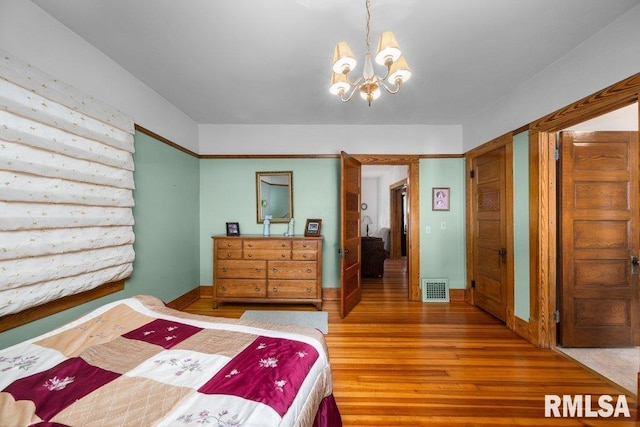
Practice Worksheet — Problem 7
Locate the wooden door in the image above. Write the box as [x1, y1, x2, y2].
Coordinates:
[340, 152, 362, 318]
[471, 146, 508, 322]
[389, 180, 406, 259]
[559, 131, 639, 347]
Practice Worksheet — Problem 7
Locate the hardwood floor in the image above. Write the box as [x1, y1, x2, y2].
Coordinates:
[184, 259, 638, 425]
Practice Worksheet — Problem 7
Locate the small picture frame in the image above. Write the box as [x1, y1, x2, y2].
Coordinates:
[432, 187, 450, 211]
[226, 222, 240, 236]
[304, 219, 322, 237]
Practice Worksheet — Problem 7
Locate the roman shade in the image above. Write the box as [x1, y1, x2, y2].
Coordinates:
[0, 50, 135, 316]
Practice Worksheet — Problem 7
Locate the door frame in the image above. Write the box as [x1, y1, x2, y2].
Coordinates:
[352, 155, 421, 301]
[528, 73, 640, 349]
[389, 178, 407, 259]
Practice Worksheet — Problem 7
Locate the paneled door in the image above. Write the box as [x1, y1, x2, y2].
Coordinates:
[559, 131, 639, 347]
[340, 151, 362, 318]
[471, 146, 508, 322]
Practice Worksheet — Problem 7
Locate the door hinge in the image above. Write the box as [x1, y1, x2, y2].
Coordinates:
[553, 309, 560, 323]
[470, 169, 475, 179]
[554, 148, 559, 161]
[471, 280, 476, 289]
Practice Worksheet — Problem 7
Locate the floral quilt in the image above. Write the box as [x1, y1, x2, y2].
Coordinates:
[0, 295, 341, 426]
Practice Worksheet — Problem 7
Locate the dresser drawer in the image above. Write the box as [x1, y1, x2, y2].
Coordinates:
[293, 240, 318, 251]
[292, 250, 317, 261]
[217, 260, 266, 278]
[216, 239, 242, 250]
[268, 280, 317, 299]
[216, 279, 266, 297]
[244, 240, 291, 250]
[245, 249, 291, 260]
[217, 249, 242, 260]
[268, 261, 317, 279]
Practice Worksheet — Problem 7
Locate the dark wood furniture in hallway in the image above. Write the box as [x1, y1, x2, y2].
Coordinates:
[360, 236, 385, 277]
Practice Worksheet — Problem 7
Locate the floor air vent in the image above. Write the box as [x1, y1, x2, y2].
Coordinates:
[421, 278, 450, 302]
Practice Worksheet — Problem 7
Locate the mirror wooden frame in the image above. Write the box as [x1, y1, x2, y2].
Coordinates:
[256, 171, 293, 223]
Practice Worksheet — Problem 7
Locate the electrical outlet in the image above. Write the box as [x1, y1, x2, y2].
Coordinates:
[425, 226, 431, 234]
[441, 222, 446, 230]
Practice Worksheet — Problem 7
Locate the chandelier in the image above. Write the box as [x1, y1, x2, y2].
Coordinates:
[329, 0, 411, 106]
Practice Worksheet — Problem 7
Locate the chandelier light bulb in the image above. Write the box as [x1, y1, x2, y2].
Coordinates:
[375, 31, 402, 66]
[332, 41, 356, 74]
[388, 55, 411, 84]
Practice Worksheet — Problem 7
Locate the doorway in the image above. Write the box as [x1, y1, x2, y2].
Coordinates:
[555, 104, 639, 396]
[389, 179, 408, 258]
[360, 165, 409, 301]
[345, 156, 420, 310]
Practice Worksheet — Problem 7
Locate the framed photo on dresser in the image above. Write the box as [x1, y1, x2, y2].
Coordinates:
[226, 222, 240, 236]
[304, 219, 322, 237]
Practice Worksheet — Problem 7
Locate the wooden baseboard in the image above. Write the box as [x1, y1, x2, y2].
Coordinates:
[449, 288, 466, 302]
[322, 287, 340, 301]
[166, 287, 201, 311]
[199, 286, 213, 299]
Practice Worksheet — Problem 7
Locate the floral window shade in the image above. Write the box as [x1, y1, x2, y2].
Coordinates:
[0, 50, 135, 316]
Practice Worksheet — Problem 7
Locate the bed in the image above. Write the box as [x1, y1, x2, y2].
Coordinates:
[0, 295, 342, 426]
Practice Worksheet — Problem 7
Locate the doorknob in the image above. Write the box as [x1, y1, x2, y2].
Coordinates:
[632, 255, 639, 275]
[498, 248, 506, 262]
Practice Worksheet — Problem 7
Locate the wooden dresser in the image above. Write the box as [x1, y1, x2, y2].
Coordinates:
[212, 235, 323, 309]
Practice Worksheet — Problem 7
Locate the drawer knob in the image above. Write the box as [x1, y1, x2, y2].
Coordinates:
[248, 253, 252, 258]
[248, 243, 253, 247]
[307, 287, 312, 293]
[221, 286, 227, 291]
[226, 253, 232, 258]
[303, 244, 308, 248]
[255, 267, 261, 272]
[281, 243, 286, 247]
[226, 243, 231, 247]
[303, 254, 308, 258]
[306, 268, 312, 273]
[272, 268, 278, 273]
[281, 253, 286, 258]
[272, 287, 278, 292]
[255, 286, 261, 292]
[222, 267, 227, 272]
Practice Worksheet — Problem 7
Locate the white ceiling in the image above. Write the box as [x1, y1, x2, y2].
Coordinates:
[31, 0, 640, 126]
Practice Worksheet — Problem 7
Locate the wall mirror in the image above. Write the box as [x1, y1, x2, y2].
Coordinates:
[256, 171, 293, 223]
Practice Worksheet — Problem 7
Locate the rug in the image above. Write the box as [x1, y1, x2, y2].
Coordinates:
[240, 310, 328, 334]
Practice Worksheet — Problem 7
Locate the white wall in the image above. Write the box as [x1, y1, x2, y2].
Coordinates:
[0, 0, 199, 152]
[198, 124, 464, 155]
[463, 4, 640, 151]
[361, 178, 378, 236]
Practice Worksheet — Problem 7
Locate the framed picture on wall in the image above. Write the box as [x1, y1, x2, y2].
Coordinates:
[226, 222, 240, 236]
[432, 187, 450, 211]
[304, 219, 322, 237]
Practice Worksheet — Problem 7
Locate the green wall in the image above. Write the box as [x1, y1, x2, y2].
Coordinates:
[199, 158, 342, 288]
[1, 150, 472, 349]
[513, 131, 531, 320]
[419, 158, 467, 290]
[0, 131, 200, 349]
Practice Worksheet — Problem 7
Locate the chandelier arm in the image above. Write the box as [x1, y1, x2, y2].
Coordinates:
[339, 85, 361, 102]
[378, 79, 402, 95]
